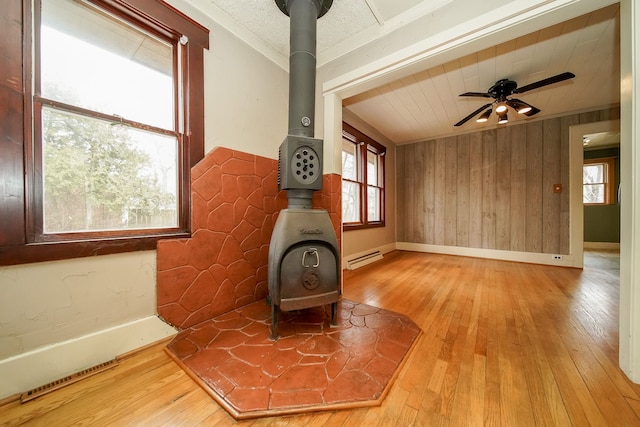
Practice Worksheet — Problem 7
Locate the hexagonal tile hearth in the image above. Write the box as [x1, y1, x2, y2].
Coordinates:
[165, 298, 421, 420]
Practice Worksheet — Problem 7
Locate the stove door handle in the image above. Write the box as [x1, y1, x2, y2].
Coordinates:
[302, 248, 320, 268]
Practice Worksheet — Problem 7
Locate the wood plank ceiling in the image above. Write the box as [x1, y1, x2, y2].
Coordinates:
[343, 4, 620, 144]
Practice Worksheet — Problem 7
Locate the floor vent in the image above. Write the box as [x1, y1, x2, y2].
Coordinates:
[20, 359, 118, 403]
[347, 250, 383, 270]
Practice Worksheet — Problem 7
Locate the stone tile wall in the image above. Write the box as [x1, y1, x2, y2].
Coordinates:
[157, 147, 341, 329]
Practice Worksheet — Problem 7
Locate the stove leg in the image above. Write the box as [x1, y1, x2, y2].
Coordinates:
[269, 303, 279, 341]
[330, 301, 338, 327]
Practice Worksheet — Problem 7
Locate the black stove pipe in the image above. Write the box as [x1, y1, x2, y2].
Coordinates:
[276, 0, 332, 209]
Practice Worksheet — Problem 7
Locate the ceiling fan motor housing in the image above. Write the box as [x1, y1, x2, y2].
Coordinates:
[488, 79, 518, 100]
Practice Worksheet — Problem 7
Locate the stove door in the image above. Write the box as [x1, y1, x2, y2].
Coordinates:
[279, 242, 339, 311]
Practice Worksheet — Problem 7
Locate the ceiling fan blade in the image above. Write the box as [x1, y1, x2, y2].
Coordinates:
[459, 92, 493, 98]
[454, 103, 493, 127]
[523, 106, 541, 117]
[512, 72, 575, 94]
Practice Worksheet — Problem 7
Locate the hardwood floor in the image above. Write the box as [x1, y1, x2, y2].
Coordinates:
[2, 250, 637, 426]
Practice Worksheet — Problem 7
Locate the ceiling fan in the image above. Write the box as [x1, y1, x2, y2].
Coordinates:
[454, 72, 575, 127]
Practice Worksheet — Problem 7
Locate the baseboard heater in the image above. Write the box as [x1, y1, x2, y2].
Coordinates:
[346, 250, 383, 270]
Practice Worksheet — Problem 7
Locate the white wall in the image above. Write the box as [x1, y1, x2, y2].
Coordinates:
[0, 0, 289, 399]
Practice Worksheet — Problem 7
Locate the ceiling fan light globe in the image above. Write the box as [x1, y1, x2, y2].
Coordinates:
[495, 104, 508, 113]
[498, 113, 508, 124]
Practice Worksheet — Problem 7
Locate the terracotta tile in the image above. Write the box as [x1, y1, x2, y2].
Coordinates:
[156, 266, 199, 305]
[270, 390, 324, 408]
[213, 329, 251, 349]
[299, 355, 328, 365]
[254, 156, 275, 178]
[325, 350, 349, 380]
[158, 303, 190, 328]
[179, 271, 216, 312]
[221, 174, 240, 203]
[192, 165, 222, 202]
[244, 205, 266, 228]
[191, 152, 217, 179]
[156, 239, 189, 271]
[297, 335, 341, 356]
[226, 259, 255, 286]
[210, 147, 233, 166]
[213, 316, 253, 330]
[208, 202, 235, 233]
[261, 348, 301, 377]
[231, 150, 255, 162]
[183, 305, 217, 329]
[246, 186, 264, 208]
[237, 175, 261, 199]
[221, 158, 254, 176]
[217, 358, 272, 387]
[217, 236, 244, 267]
[166, 299, 421, 419]
[243, 248, 264, 269]
[225, 387, 270, 413]
[230, 220, 254, 245]
[324, 371, 383, 403]
[240, 229, 263, 252]
[188, 230, 226, 271]
[185, 348, 229, 372]
[376, 337, 412, 363]
[364, 356, 397, 386]
[271, 365, 328, 392]
[167, 335, 199, 358]
[187, 323, 220, 348]
[191, 192, 209, 231]
[230, 345, 276, 366]
[233, 198, 251, 224]
[201, 371, 235, 396]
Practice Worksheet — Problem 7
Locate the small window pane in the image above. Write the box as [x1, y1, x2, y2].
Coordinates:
[342, 139, 357, 181]
[342, 181, 360, 223]
[42, 107, 178, 232]
[583, 184, 605, 204]
[367, 186, 380, 221]
[583, 164, 604, 185]
[367, 150, 377, 185]
[41, 0, 175, 130]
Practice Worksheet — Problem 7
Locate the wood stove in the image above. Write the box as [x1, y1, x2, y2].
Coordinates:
[268, 0, 339, 340]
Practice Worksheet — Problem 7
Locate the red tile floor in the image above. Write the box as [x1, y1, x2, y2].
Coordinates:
[165, 298, 421, 419]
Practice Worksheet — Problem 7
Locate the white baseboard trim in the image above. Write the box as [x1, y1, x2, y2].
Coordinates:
[584, 241, 620, 250]
[396, 242, 582, 268]
[342, 243, 396, 267]
[0, 316, 176, 399]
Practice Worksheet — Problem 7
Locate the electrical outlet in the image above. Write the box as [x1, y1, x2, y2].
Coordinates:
[552, 255, 563, 260]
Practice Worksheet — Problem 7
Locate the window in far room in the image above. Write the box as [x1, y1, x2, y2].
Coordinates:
[583, 157, 615, 205]
[342, 123, 386, 230]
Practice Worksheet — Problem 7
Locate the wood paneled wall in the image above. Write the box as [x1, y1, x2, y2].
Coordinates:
[397, 108, 619, 255]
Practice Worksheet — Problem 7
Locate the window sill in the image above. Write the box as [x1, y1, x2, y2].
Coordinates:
[0, 232, 190, 266]
[343, 222, 385, 232]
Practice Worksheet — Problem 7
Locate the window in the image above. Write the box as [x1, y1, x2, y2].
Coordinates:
[342, 123, 386, 230]
[583, 158, 615, 205]
[0, 0, 208, 265]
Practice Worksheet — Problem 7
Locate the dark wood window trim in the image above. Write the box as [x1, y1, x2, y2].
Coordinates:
[0, 0, 208, 266]
[342, 122, 386, 231]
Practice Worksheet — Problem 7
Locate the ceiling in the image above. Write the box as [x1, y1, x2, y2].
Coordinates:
[187, 0, 620, 145]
